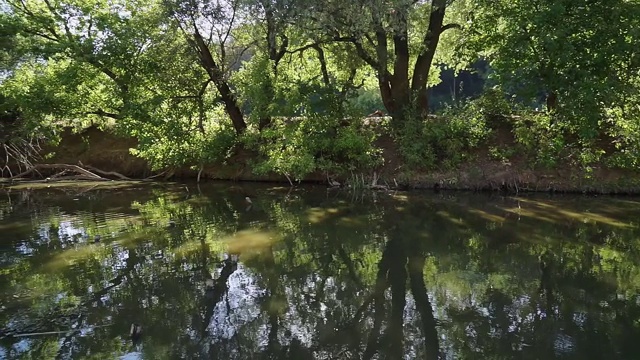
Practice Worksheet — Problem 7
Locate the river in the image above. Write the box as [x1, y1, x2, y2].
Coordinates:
[1, 182, 639, 359]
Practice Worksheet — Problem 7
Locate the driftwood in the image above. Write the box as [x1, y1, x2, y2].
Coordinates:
[6, 163, 141, 182]
[78, 161, 131, 180]
[10, 164, 107, 180]
[143, 170, 168, 180]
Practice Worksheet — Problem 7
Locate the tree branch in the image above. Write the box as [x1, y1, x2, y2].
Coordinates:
[411, 0, 448, 93]
[312, 44, 331, 86]
[275, 34, 289, 65]
[85, 109, 121, 120]
[441, 23, 461, 33]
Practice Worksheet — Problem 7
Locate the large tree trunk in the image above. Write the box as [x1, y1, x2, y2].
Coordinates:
[411, 0, 448, 116]
[376, 0, 450, 123]
[389, 7, 411, 119]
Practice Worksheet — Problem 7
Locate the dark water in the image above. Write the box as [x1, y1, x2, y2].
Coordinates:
[1, 183, 640, 359]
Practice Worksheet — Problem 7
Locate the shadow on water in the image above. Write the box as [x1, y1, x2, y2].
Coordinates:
[1, 183, 640, 359]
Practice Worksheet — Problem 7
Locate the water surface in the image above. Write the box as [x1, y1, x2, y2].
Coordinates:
[1, 183, 640, 359]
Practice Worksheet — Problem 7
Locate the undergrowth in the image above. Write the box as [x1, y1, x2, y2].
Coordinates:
[244, 115, 383, 181]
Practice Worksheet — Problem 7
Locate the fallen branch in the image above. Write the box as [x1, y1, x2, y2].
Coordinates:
[49, 170, 71, 179]
[78, 161, 132, 180]
[46, 175, 112, 182]
[143, 169, 168, 180]
[9, 164, 106, 180]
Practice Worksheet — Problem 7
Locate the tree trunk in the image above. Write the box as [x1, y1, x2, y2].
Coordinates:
[217, 81, 247, 135]
[258, 2, 288, 131]
[411, 0, 448, 116]
[192, 30, 247, 135]
[390, 11, 411, 119]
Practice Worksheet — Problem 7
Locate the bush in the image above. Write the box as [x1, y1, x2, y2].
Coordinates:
[511, 111, 566, 168]
[245, 115, 383, 181]
[397, 96, 491, 170]
[130, 122, 237, 171]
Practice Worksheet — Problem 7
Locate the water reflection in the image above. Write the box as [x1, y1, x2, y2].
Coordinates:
[1, 184, 640, 359]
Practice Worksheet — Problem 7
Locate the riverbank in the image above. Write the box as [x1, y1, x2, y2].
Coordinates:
[3, 126, 640, 194]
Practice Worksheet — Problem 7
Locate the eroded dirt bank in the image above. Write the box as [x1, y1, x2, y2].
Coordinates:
[4, 126, 640, 194]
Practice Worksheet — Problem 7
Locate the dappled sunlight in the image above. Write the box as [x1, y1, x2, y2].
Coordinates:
[499, 197, 639, 228]
[338, 216, 364, 226]
[221, 229, 282, 255]
[173, 234, 228, 258]
[468, 209, 508, 223]
[306, 207, 344, 224]
[390, 193, 410, 202]
[556, 209, 635, 228]
[114, 231, 163, 248]
[40, 243, 112, 272]
[500, 206, 560, 224]
[435, 210, 466, 226]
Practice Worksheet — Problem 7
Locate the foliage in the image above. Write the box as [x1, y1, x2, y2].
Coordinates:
[511, 111, 566, 168]
[2, 0, 640, 179]
[397, 94, 492, 170]
[130, 121, 237, 171]
[457, 0, 640, 143]
[246, 115, 383, 181]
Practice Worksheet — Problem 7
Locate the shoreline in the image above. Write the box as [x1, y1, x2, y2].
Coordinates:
[2, 126, 640, 195]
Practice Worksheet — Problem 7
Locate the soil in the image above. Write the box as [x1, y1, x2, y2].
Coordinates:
[3, 125, 640, 194]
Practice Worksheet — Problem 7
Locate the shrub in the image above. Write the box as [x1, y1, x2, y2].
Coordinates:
[397, 95, 492, 170]
[246, 115, 383, 181]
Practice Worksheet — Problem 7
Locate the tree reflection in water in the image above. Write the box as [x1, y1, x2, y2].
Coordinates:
[0, 184, 640, 359]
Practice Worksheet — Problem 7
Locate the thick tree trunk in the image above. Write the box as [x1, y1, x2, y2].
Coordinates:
[218, 83, 247, 135]
[411, 0, 448, 116]
[390, 5, 411, 118]
[373, 0, 449, 123]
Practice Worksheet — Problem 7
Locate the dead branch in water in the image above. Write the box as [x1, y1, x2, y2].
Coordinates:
[10, 164, 107, 181]
[1, 138, 43, 177]
[78, 161, 132, 180]
[143, 170, 167, 181]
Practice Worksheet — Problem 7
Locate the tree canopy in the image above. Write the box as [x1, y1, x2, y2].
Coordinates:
[2, 0, 640, 178]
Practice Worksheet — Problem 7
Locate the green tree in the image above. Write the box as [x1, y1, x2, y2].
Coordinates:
[306, 0, 462, 124]
[0, 0, 177, 126]
[163, 0, 251, 135]
[460, 0, 640, 141]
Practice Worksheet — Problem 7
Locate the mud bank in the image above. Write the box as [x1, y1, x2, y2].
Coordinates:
[4, 126, 640, 195]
